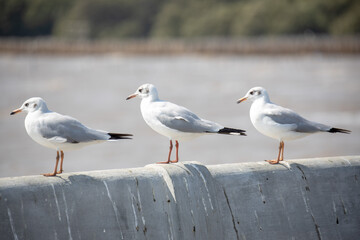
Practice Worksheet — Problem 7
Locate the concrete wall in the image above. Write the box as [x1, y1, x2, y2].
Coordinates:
[0, 156, 359, 240]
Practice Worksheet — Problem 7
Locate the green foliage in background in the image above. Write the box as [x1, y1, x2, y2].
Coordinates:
[0, 0, 359, 38]
[0, 0, 73, 36]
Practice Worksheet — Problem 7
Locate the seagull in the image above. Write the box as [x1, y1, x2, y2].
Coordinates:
[237, 86, 350, 164]
[11, 97, 132, 176]
[126, 83, 246, 164]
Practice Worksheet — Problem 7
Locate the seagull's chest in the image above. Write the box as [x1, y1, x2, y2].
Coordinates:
[140, 101, 167, 133]
[25, 114, 50, 146]
[140, 102, 158, 126]
[249, 102, 265, 127]
[25, 114, 40, 136]
[250, 102, 280, 139]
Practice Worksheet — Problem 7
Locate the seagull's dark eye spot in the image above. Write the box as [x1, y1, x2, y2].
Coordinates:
[25, 103, 29, 107]
[250, 91, 254, 95]
[140, 88, 149, 94]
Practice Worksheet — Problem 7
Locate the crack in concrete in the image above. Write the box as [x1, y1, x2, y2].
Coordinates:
[258, 183, 266, 204]
[295, 165, 322, 240]
[223, 188, 240, 240]
[310, 213, 322, 240]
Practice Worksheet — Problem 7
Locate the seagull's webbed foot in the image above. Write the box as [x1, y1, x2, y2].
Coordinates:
[43, 172, 57, 177]
[157, 160, 171, 164]
[265, 159, 280, 164]
[56, 170, 63, 174]
[157, 159, 179, 164]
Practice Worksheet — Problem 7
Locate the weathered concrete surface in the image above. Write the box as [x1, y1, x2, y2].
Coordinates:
[0, 156, 359, 240]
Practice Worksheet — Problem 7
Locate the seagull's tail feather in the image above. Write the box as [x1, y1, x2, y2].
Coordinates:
[328, 128, 351, 134]
[108, 133, 133, 140]
[218, 127, 247, 136]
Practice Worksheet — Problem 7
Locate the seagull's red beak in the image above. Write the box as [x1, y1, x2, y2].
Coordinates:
[237, 97, 247, 104]
[126, 94, 138, 100]
[10, 108, 22, 115]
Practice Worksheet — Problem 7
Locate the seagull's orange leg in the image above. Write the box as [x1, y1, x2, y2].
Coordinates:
[43, 151, 59, 176]
[170, 141, 179, 163]
[266, 141, 284, 164]
[157, 140, 173, 164]
[279, 141, 285, 161]
[56, 151, 64, 174]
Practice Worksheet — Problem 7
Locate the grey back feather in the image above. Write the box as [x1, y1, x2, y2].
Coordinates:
[264, 107, 330, 133]
[155, 103, 222, 133]
[39, 113, 108, 143]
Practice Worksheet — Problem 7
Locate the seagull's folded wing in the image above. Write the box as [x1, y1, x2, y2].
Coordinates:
[155, 103, 222, 133]
[263, 106, 329, 133]
[39, 113, 109, 143]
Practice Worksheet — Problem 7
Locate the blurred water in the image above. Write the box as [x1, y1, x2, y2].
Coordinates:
[0, 53, 359, 177]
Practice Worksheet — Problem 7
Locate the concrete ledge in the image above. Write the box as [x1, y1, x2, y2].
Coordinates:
[0, 156, 359, 239]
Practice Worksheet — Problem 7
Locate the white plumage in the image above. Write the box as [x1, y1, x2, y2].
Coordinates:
[127, 83, 246, 163]
[238, 87, 350, 164]
[11, 97, 132, 176]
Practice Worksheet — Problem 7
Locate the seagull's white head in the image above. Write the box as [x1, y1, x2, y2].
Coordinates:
[126, 83, 159, 101]
[10, 97, 49, 115]
[237, 87, 270, 104]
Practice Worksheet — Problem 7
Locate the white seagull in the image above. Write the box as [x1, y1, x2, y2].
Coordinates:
[11, 97, 132, 176]
[237, 86, 350, 164]
[126, 83, 246, 164]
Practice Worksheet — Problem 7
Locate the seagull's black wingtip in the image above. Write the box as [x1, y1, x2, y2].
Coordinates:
[218, 127, 247, 136]
[109, 133, 133, 140]
[328, 128, 351, 134]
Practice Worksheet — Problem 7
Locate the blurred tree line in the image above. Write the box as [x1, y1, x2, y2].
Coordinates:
[1, 0, 359, 39]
